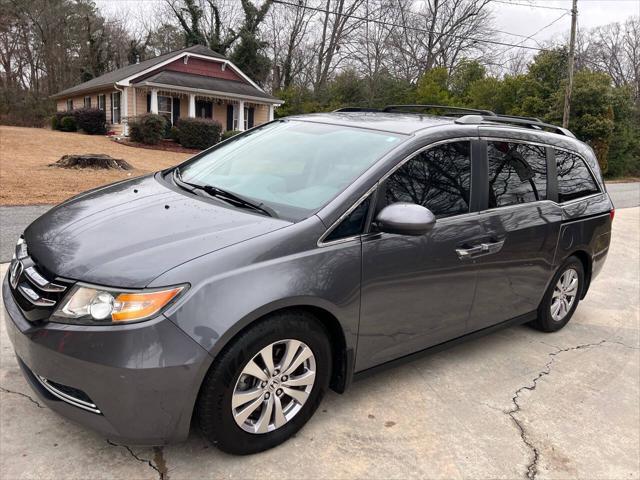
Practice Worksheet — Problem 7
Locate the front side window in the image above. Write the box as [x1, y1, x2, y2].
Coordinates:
[325, 197, 371, 242]
[382, 141, 472, 218]
[84, 96, 91, 108]
[111, 92, 121, 123]
[98, 94, 105, 110]
[66, 99, 73, 111]
[488, 141, 547, 208]
[179, 121, 403, 220]
[556, 150, 600, 202]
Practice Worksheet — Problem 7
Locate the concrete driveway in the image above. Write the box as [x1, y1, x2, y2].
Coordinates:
[1, 208, 639, 480]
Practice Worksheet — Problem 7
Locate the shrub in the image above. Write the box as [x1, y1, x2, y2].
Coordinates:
[169, 125, 180, 141]
[221, 129, 241, 141]
[50, 115, 59, 130]
[60, 116, 77, 132]
[128, 114, 167, 145]
[53, 111, 69, 130]
[74, 108, 106, 135]
[176, 118, 223, 149]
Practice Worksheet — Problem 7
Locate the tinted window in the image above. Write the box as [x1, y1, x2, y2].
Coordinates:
[325, 197, 371, 242]
[556, 150, 600, 202]
[488, 142, 547, 208]
[383, 141, 471, 218]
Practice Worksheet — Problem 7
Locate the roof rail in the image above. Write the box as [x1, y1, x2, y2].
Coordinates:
[332, 107, 381, 112]
[455, 114, 575, 137]
[383, 104, 496, 116]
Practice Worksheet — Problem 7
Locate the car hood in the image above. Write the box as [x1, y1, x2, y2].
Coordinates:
[24, 174, 290, 288]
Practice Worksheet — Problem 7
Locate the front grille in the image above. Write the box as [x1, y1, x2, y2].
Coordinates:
[9, 255, 74, 322]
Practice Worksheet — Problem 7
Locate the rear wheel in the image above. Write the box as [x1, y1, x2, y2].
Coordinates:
[532, 256, 584, 332]
[196, 311, 331, 454]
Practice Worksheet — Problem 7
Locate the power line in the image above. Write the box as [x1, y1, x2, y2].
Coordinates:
[499, 11, 569, 54]
[272, 0, 555, 52]
[490, 0, 570, 12]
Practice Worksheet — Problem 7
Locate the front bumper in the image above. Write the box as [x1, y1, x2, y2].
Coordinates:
[3, 272, 212, 445]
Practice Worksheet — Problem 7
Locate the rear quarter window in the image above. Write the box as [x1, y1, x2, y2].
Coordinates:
[555, 150, 600, 203]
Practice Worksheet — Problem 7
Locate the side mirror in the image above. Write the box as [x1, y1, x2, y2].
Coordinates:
[374, 202, 436, 236]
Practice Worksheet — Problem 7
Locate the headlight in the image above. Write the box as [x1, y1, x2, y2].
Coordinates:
[14, 236, 28, 260]
[52, 284, 187, 324]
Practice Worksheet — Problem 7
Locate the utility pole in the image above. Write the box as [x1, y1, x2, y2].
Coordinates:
[563, 0, 578, 128]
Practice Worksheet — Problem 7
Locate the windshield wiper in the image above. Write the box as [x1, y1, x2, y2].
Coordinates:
[172, 168, 275, 217]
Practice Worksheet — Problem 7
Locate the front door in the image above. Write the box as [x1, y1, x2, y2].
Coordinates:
[357, 140, 483, 371]
[466, 139, 562, 332]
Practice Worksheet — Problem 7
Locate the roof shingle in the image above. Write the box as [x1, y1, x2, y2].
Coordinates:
[136, 70, 280, 102]
[51, 45, 226, 98]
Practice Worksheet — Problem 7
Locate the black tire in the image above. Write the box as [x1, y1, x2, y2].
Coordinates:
[196, 310, 332, 455]
[532, 255, 584, 332]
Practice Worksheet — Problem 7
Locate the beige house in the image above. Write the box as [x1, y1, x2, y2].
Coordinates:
[52, 45, 282, 136]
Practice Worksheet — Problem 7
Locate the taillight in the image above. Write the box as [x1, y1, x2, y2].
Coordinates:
[610, 208, 615, 221]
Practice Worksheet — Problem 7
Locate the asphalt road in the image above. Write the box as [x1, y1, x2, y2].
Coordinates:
[0, 207, 638, 479]
[0, 182, 638, 263]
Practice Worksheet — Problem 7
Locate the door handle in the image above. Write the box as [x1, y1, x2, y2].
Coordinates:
[456, 240, 505, 260]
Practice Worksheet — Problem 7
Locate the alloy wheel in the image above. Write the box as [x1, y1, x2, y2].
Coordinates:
[551, 268, 579, 321]
[232, 339, 316, 434]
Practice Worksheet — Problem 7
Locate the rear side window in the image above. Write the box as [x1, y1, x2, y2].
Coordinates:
[555, 150, 600, 202]
[488, 142, 547, 208]
[382, 141, 471, 218]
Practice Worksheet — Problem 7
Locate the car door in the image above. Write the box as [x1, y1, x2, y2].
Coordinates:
[356, 140, 485, 371]
[466, 138, 563, 332]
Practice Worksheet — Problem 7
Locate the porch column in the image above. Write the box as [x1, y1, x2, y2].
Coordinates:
[237, 100, 245, 131]
[150, 88, 158, 114]
[268, 104, 274, 122]
[122, 87, 129, 136]
[188, 94, 196, 118]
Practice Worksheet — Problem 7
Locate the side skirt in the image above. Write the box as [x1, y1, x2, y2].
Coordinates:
[350, 311, 537, 384]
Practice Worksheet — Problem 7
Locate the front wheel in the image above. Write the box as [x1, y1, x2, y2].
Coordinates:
[196, 311, 332, 454]
[532, 256, 584, 332]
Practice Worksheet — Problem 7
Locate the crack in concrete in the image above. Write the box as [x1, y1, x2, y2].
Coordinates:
[0, 386, 45, 408]
[505, 339, 621, 480]
[107, 440, 169, 480]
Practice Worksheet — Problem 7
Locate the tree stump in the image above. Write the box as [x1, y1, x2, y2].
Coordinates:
[50, 154, 134, 170]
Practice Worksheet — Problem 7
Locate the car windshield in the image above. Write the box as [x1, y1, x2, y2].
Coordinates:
[178, 120, 404, 220]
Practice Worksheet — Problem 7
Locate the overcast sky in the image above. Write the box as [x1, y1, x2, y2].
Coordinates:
[490, 0, 639, 48]
[97, 0, 640, 49]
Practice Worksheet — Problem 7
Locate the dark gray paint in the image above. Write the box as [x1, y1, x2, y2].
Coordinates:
[3, 112, 613, 445]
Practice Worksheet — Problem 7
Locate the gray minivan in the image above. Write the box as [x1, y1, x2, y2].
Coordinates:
[4, 106, 613, 454]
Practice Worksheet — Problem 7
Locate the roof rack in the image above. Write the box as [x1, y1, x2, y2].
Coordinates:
[456, 114, 575, 137]
[332, 104, 574, 137]
[382, 104, 496, 116]
[332, 107, 381, 113]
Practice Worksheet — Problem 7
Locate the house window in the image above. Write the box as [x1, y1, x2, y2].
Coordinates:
[84, 96, 91, 108]
[66, 99, 73, 111]
[233, 106, 250, 130]
[98, 95, 105, 111]
[158, 95, 173, 125]
[111, 92, 121, 124]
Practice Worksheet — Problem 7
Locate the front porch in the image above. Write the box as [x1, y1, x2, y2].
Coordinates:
[123, 83, 276, 136]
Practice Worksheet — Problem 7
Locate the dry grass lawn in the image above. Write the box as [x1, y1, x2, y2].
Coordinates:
[0, 126, 191, 205]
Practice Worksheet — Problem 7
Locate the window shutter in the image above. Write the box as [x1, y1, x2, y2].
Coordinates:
[248, 107, 255, 128]
[172, 97, 180, 124]
[147, 94, 151, 113]
[226, 105, 234, 130]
